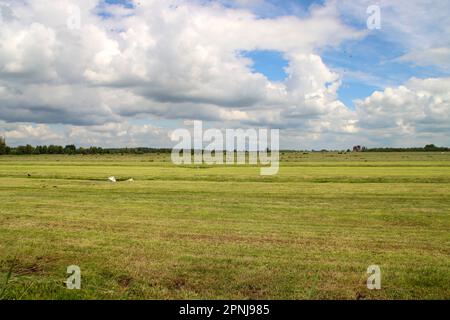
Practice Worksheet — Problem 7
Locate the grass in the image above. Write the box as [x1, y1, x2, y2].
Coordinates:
[0, 152, 449, 300]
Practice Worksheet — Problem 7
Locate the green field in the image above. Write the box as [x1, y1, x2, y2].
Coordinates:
[0, 152, 449, 300]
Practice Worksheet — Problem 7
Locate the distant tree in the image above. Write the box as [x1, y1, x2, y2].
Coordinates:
[16, 145, 34, 155]
[89, 146, 103, 154]
[0, 136, 6, 155]
[64, 144, 77, 155]
[47, 145, 63, 154]
[25, 144, 34, 154]
[424, 144, 438, 151]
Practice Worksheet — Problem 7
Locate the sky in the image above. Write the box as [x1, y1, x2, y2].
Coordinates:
[0, 0, 449, 149]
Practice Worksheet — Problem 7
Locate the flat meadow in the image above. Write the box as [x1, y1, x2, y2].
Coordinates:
[0, 152, 449, 299]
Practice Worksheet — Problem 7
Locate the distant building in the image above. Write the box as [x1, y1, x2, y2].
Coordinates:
[352, 145, 367, 152]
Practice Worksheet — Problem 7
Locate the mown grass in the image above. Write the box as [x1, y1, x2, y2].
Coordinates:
[0, 152, 449, 299]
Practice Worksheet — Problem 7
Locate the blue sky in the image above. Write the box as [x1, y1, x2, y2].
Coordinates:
[103, 0, 134, 8]
[242, 50, 289, 82]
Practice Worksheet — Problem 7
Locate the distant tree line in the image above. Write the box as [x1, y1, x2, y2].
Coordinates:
[362, 144, 449, 152]
[0, 138, 172, 155]
[0, 136, 448, 155]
